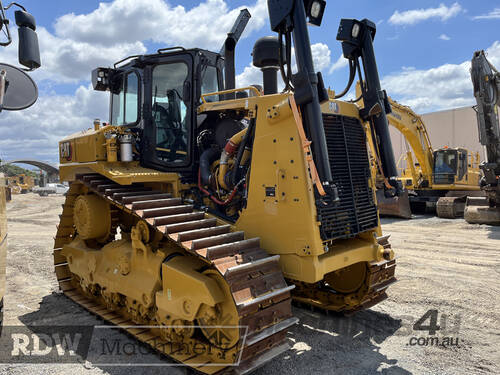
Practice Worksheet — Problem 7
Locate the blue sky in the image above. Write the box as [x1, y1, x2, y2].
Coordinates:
[0, 0, 499, 163]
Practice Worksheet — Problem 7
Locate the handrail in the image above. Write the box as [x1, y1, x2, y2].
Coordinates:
[200, 86, 262, 104]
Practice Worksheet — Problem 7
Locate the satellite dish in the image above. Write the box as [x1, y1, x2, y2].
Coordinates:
[0, 62, 38, 111]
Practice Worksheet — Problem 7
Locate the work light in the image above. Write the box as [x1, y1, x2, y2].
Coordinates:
[306, 0, 326, 26]
[351, 22, 360, 38]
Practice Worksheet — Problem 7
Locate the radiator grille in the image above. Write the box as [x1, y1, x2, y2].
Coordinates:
[316, 114, 378, 241]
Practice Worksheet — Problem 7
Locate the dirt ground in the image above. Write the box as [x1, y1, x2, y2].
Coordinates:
[1, 193, 499, 374]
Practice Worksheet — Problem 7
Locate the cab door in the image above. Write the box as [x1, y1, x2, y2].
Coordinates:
[141, 54, 194, 172]
[455, 149, 469, 183]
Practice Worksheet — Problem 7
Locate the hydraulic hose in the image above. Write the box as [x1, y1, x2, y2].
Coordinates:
[199, 147, 220, 186]
[218, 128, 247, 190]
[334, 58, 356, 99]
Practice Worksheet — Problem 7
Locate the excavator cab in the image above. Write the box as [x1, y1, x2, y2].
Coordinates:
[433, 148, 468, 185]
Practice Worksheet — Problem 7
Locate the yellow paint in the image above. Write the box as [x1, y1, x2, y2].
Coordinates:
[157, 255, 225, 321]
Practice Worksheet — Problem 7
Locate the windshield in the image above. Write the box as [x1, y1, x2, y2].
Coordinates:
[434, 151, 457, 175]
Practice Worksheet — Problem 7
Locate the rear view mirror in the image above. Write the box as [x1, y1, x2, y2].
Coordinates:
[0, 62, 38, 111]
[15, 10, 40, 70]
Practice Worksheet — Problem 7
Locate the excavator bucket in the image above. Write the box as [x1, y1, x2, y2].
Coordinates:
[376, 189, 412, 219]
[464, 197, 500, 225]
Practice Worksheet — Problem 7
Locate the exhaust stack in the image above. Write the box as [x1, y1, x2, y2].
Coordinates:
[220, 9, 251, 100]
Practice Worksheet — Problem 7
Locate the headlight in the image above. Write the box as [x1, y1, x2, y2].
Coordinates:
[310, 1, 322, 18]
[352, 23, 361, 38]
[306, 0, 326, 27]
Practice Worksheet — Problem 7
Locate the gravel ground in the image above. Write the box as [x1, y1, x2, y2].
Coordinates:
[1, 192, 499, 374]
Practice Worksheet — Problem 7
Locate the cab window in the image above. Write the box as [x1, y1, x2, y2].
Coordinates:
[201, 65, 220, 102]
[434, 151, 457, 175]
[152, 62, 189, 163]
[111, 72, 139, 125]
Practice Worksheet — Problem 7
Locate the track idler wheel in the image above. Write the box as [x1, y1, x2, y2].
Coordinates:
[197, 270, 240, 350]
[324, 262, 367, 294]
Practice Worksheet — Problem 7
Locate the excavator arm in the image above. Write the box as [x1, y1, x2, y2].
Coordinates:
[386, 97, 435, 188]
[471, 50, 500, 184]
[465, 50, 500, 224]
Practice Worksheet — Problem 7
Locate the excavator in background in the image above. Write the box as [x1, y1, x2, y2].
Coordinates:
[54, 2, 399, 372]
[383, 96, 482, 218]
[0, 0, 41, 332]
[465, 51, 500, 225]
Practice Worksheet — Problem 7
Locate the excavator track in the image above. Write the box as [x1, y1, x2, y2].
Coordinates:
[53, 173, 297, 374]
[436, 196, 467, 219]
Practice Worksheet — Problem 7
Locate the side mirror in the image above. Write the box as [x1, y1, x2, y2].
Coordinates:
[15, 11, 41, 70]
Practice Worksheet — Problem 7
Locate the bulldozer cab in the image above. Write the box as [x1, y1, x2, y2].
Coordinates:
[433, 148, 467, 184]
[96, 48, 223, 172]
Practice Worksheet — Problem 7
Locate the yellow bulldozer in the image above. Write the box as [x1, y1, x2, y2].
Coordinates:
[8, 173, 35, 194]
[54, 4, 397, 373]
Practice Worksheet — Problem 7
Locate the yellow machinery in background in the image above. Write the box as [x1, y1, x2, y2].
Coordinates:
[386, 97, 482, 218]
[356, 79, 482, 219]
[54, 7, 397, 373]
[8, 174, 35, 194]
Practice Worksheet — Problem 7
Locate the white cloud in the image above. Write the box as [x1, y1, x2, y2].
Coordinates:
[381, 41, 500, 113]
[310, 43, 331, 72]
[1, 0, 268, 84]
[0, 85, 108, 163]
[439, 34, 451, 41]
[54, 0, 268, 51]
[236, 43, 334, 88]
[36, 28, 146, 83]
[389, 3, 462, 26]
[329, 54, 349, 74]
[236, 65, 262, 88]
[473, 8, 500, 20]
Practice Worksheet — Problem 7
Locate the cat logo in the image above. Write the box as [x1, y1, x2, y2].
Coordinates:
[60, 142, 72, 161]
[329, 101, 340, 113]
